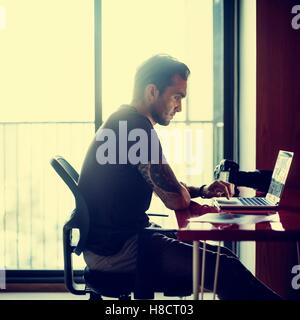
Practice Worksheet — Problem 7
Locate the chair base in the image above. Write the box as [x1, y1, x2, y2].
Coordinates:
[84, 267, 192, 300]
[84, 267, 135, 299]
[89, 291, 102, 301]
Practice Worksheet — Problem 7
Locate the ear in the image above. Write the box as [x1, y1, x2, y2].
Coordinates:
[144, 84, 159, 103]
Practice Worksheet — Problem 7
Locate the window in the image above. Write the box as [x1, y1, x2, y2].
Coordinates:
[1, 0, 227, 271]
[0, 0, 94, 269]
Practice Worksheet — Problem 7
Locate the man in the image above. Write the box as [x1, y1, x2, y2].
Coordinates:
[78, 54, 281, 300]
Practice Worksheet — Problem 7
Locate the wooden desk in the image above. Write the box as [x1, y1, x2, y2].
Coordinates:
[174, 200, 300, 300]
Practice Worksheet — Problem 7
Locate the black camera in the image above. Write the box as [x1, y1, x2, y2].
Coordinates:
[214, 159, 273, 196]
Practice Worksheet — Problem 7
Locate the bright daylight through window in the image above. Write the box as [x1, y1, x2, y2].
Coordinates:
[0, 0, 223, 270]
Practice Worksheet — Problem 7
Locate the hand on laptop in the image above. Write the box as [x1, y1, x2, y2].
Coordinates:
[202, 180, 235, 199]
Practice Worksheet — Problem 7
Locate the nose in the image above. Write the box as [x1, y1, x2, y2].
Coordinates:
[176, 102, 182, 113]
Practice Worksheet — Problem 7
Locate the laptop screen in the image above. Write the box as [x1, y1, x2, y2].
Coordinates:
[266, 150, 294, 204]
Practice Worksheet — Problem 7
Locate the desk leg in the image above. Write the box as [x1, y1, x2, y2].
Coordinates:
[193, 240, 200, 300]
[200, 241, 207, 300]
[213, 241, 221, 300]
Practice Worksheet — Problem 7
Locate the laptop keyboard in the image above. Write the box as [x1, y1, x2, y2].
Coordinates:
[238, 197, 270, 206]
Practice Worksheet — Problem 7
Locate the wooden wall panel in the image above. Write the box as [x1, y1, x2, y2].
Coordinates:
[256, 0, 300, 299]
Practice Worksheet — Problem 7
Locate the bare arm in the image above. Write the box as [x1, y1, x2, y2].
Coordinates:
[180, 183, 203, 198]
[181, 181, 235, 199]
[137, 162, 191, 210]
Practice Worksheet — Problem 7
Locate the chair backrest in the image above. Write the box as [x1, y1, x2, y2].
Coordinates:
[50, 156, 89, 255]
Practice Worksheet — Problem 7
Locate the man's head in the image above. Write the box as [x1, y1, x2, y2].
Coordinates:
[133, 54, 190, 126]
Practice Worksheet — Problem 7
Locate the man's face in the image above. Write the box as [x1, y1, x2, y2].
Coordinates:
[149, 74, 187, 126]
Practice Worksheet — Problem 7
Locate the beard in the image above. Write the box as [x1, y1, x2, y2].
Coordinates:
[149, 103, 170, 126]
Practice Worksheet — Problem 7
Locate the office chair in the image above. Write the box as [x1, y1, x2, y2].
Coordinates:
[50, 156, 192, 300]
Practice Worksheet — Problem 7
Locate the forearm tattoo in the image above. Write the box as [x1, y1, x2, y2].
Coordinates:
[137, 162, 181, 194]
[181, 182, 201, 198]
[186, 186, 201, 198]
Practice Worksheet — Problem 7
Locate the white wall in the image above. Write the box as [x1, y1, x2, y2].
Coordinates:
[238, 0, 257, 275]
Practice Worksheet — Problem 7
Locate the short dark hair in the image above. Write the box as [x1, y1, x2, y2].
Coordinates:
[133, 54, 190, 97]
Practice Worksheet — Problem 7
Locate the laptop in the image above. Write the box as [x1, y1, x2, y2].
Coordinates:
[213, 150, 294, 209]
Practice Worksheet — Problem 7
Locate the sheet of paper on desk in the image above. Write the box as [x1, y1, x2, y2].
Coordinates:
[188, 212, 279, 225]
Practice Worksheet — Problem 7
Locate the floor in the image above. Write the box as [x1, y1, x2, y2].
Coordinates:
[0, 292, 216, 300]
